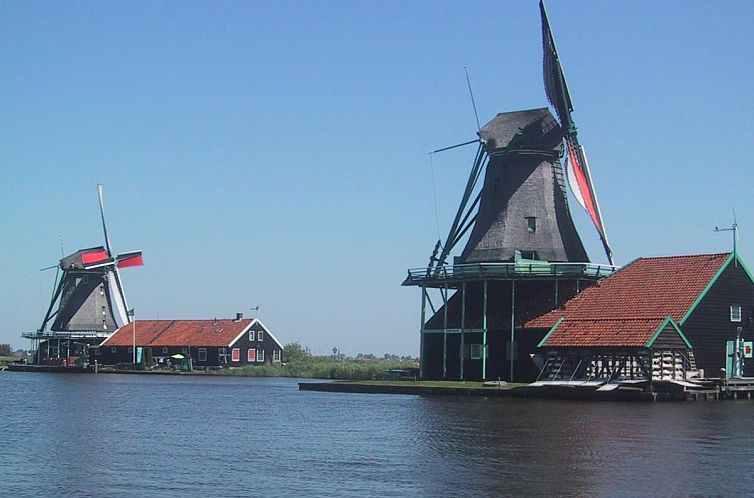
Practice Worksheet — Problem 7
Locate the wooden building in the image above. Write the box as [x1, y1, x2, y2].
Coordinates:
[91, 315, 283, 368]
[526, 253, 754, 382]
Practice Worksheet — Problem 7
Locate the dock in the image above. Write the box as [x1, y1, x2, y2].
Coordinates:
[299, 377, 754, 402]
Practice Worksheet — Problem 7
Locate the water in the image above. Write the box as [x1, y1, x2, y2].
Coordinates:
[2, 373, 754, 497]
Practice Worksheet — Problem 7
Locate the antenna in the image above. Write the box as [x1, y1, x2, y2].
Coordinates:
[97, 184, 113, 256]
[465, 67, 481, 131]
[714, 211, 739, 267]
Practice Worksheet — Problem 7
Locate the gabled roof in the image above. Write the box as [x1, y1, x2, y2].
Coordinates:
[100, 319, 256, 348]
[528, 253, 735, 348]
[539, 316, 691, 348]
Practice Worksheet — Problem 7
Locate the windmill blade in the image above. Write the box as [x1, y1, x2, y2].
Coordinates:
[115, 250, 144, 269]
[540, 0, 574, 132]
[97, 184, 114, 257]
[82, 258, 116, 270]
[541, 0, 614, 265]
[108, 267, 131, 327]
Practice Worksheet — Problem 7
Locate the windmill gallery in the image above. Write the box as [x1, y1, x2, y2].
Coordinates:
[13, 2, 754, 398]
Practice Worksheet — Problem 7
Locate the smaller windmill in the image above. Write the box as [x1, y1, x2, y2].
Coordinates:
[26, 185, 143, 367]
[39, 185, 143, 332]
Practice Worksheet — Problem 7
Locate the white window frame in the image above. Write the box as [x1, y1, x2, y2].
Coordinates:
[231, 348, 240, 362]
[731, 305, 743, 322]
[198, 348, 207, 362]
[248, 330, 255, 341]
[258, 331, 264, 342]
[470, 344, 482, 360]
[257, 348, 265, 362]
[272, 349, 281, 362]
[162, 346, 168, 354]
[247, 348, 256, 362]
[111, 347, 117, 353]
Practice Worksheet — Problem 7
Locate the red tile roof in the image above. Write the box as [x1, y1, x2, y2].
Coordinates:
[542, 318, 667, 347]
[527, 253, 732, 347]
[100, 319, 253, 347]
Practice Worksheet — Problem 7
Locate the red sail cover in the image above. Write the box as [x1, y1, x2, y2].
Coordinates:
[81, 249, 109, 265]
[565, 139, 602, 234]
[116, 251, 144, 268]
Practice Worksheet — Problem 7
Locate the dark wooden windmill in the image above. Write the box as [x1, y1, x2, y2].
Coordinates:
[23, 185, 143, 368]
[404, 1, 617, 382]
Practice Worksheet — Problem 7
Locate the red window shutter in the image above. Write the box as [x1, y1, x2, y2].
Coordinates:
[247, 349, 256, 362]
[231, 348, 240, 362]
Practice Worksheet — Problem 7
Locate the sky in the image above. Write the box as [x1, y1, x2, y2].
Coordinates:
[2, 1, 753, 355]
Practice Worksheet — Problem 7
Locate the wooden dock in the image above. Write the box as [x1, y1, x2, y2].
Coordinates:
[300, 377, 754, 402]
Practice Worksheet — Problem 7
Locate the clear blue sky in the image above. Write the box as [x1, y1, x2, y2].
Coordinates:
[2, 1, 753, 354]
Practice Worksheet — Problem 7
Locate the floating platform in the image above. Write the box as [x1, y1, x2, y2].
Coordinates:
[298, 381, 659, 401]
[7, 363, 91, 373]
[299, 377, 754, 402]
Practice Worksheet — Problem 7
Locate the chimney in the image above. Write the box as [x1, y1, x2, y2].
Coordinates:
[235, 312, 243, 322]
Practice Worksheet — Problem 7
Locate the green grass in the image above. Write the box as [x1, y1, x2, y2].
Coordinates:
[337, 380, 528, 389]
[0, 356, 15, 367]
[216, 358, 418, 380]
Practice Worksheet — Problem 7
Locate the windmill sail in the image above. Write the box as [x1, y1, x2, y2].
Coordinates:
[540, 0, 613, 265]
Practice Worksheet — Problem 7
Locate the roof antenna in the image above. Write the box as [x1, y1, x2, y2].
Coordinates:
[465, 67, 481, 131]
[714, 209, 739, 268]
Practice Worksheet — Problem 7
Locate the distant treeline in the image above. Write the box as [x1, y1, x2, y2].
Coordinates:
[217, 341, 418, 380]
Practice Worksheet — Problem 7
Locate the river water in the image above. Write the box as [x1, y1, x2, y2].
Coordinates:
[2, 373, 754, 497]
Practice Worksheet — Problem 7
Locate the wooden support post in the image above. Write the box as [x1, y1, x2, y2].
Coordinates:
[419, 285, 427, 379]
[482, 279, 488, 381]
[460, 281, 466, 381]
[510, 279, 516, 382]
[443, 283, 448, 379]
[554, 272, 559, 307]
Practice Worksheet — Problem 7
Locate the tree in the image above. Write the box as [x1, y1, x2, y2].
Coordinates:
[282, 342, 312, 363]
[0, 344, 12, 356]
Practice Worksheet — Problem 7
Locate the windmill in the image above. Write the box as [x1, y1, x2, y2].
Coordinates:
[427, 1, 612, 273]
[39, 185, 143, 333]
[26, 185, 143, 367]
[403, 1, 617, 382]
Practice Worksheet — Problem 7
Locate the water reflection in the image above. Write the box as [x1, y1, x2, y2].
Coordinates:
[3, 374, 754, 497]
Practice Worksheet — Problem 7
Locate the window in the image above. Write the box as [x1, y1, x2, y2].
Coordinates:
[272, 349, 281, 362]
[218, 347, 228, 364]
[258, 331, 264, 342]
[470, 344, 483, 360]
[95, 348, 101, 356]
[111, 347, 117, 353]
[731, 305, 743, 322]
[128, 347, 133, 353]
[257, 348, 265, 362]
[248, 330, 256, 341]
[198, 348, 207, 362]
[181, 347, 188, 354]
[231, 348, 240, 362]
[526, 216, 536, 233]
[162, 347, 168, 354]
[247, 348, 256, 362]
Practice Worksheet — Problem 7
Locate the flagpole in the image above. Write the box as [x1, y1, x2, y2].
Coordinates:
[131, 309, 136, 365]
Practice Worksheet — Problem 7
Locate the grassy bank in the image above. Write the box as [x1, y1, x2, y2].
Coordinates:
[217, 358, 418, 380]
[336, 380, 527, 389]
